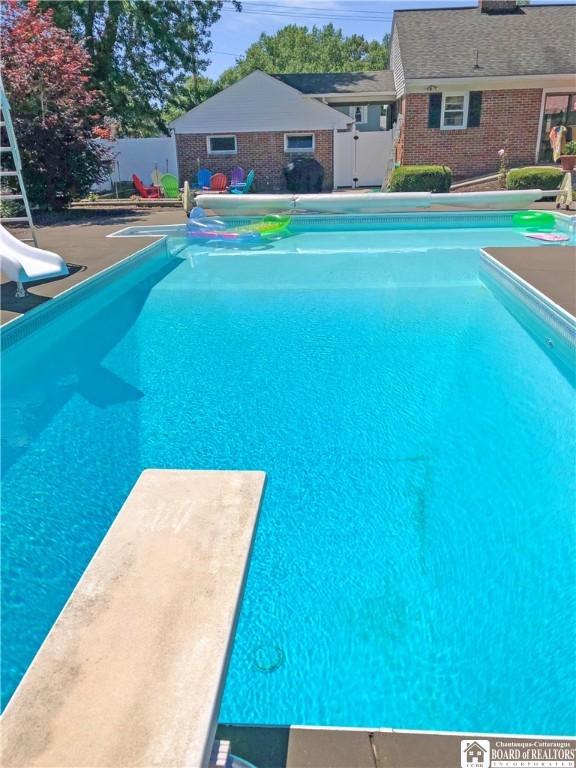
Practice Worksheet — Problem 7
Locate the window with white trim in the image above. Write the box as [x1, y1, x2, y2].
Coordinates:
[348, 105, 368, 125]
[441, 94, 469, 129]
[207, 135, 237, 154]
[284, 133, 315, 152]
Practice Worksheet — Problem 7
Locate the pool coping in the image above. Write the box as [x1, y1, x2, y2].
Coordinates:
[1, 469, 266, 768]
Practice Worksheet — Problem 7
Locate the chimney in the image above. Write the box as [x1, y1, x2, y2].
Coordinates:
[479, 0, 518, 13]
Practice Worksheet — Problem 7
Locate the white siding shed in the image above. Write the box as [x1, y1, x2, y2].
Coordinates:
[169, 70, 353, 134]
[390, 27, 406, 98]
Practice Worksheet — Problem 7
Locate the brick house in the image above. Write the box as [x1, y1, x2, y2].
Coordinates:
[170, 69, 396, 192]
[391, 0, 576, 178]
[170, 0, 576, 189]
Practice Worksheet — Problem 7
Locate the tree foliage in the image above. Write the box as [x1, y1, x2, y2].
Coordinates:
[217, 24, 390, 90]
[162, 76, 220, 126]
[1, 0, 111, 209]
[39, 0, 240, 136]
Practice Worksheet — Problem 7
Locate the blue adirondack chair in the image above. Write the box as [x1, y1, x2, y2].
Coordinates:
[230, 169, 254, 195]
[192, 168, 212, 189]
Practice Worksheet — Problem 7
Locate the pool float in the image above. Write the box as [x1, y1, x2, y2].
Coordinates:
[512, 211, 557, 231]
[234, 215, 291, 236]
[186, 208, 290, 243]
[524, 232, 569, 242]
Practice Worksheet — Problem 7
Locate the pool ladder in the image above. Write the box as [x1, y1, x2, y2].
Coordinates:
[0, 78, 37, 246]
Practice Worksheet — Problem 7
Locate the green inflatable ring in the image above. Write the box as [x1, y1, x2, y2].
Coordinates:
[512, 211, 556, 231]
[234, 215, 291, 236]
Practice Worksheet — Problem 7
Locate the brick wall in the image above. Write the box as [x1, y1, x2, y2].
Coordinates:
[175, 130, 334, 192]
[402, 89, 543, 179]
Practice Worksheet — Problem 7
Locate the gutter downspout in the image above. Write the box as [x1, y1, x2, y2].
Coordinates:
[332, 127, 337, 191]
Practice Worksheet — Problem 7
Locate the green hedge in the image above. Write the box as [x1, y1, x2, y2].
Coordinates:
[506, 167, 564, 190]
[388, 165, 453, 193]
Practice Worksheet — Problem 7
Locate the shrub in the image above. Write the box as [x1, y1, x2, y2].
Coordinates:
[562, 140, 576, 156]
[506, 167, 564, 190]
[388, 165, 453, 193]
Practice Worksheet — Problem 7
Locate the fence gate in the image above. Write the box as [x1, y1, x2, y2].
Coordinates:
[334, 129, 393, 188]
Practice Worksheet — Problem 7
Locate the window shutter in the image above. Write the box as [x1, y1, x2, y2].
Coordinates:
[468, 91, 483, 127]
[428, 93, 442, 128]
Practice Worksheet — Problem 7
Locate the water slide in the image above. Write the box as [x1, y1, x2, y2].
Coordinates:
[0, 224, 68, 297]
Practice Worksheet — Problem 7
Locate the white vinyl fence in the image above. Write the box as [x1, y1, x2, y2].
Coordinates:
[93, 135, 179, 191]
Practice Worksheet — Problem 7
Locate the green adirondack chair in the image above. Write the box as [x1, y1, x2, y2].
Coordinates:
[160, 173, 180, 199]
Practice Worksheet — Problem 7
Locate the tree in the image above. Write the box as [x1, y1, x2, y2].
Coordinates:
[217, 24, 390, 90]
[162, 76, 219, 126]
[39, 0, 241, 136]
[1, 0, 111, 209]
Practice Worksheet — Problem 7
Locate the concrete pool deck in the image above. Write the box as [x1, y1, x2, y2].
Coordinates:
[216, 725, 576, 768]
[0, 208, 186, 324]
[483, 245, 576, 317]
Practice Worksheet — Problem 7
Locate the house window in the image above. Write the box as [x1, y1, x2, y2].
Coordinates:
[349, 105, 368, 125]
[207, 135, 237, 154]
[284, 133, 315, 152]
[441, 94, 469, 129]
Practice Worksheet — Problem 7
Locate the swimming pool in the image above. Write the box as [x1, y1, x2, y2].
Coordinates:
[1, 214, 575, 735]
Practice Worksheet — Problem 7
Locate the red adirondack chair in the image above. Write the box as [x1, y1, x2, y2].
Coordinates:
[209, 173, 228, 193]
[132, 174, 161, 198]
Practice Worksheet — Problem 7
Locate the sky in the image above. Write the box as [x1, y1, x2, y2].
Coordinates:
[206, 0, 575, 79]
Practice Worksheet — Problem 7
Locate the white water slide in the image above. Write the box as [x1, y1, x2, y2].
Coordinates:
[0, 224, 68, 297]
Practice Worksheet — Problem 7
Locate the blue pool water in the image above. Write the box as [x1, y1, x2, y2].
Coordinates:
[1, 221, 575, 734]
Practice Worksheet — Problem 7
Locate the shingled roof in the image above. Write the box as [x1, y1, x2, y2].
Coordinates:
[394, 3, 576, 79]
[274, 71, 396, 95]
